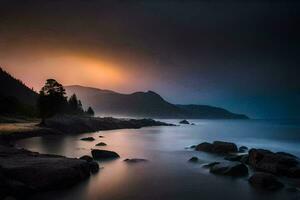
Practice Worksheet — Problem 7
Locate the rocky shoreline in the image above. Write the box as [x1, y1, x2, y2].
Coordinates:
[189, 141, 300, 191]
[0, 116, 173, 199]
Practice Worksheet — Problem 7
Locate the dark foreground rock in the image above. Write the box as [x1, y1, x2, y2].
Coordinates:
[80, 137, 95, 141]
[248, 148, 300, 178]
[209, 162, 248, 177]
[79, 155, 93, 162]
[248, 172, 284, 191]
[0, 145, 98, 199]
[203, 162, 220, 169]
[195, 141, 238, 154]
[179, 120, 190, 124]
[239, 146, 248, 152]
[124, 158, 148, 163]
[91, 149, 120, 160]
[42, 115, 173, 134]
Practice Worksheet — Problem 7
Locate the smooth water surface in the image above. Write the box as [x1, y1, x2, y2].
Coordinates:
[16, 119, 300, 200]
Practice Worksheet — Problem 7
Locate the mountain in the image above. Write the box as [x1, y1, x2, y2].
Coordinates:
[0, 68, 38, 116]
[65, 85, 248, 119]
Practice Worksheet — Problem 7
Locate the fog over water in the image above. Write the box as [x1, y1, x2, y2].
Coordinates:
[16, 119, 300, 200]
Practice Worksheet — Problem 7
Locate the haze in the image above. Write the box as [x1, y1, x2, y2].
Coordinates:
[0, 0, 299, 119]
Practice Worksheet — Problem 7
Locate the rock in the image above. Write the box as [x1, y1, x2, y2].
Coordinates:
[80, 137, 95, 141]
[286, 187, 299, 193]
[124, 158, 148, 163]
[99, 135, 104, 138]
[248, 172, 284, 191]
[196, 141, 238, 154]
[240, 155, 249, 164]
[188, 157, 199, 162]
[95, 142, 107, 146]
[89, 161, 99, 173]
[179, 120, 190, 124]
[191, 123, 196, 125]
[0, 145, 94, 198]
[203, 162, 220, 168]
[224, 155, 243, 162]
[248, 148, 300, 178]
[79, 155, 93, 162]
[91, 149, 120, 160]
[239, 146, 248, 152]
[209, 162, 248, 177]
[190, 145, 196, 149]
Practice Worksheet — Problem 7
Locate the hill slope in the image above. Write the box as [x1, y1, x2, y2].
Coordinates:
[65, 85, 248, 119]
[0, 68, 38, 116]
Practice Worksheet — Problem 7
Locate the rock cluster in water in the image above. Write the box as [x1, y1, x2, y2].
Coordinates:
[191, 140, 300, 191]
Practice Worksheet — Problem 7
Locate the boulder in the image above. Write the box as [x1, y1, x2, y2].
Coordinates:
[209, 162, 248, 177]
[248, 172, 284, 191]
[188, 157, 199, 162]
[91, 149, 120, 160]
[196, 141, 238, 154]
[202, 162, 220, 169]
[95, 142, 107, 146]
[89, 161, 100, 173]
[0, 145, 95, 198]
[179, 120, 190, 124]
[124, 158, 148, 163]
[239, 146, 248, 152]
[79, 155, 93, 162]
[248, 149, 300, 178]
[224, 155, 243, 162]
[80, 137, 95, 141]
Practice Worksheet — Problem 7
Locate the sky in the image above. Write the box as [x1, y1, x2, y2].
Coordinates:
[0, 0, 299, 119]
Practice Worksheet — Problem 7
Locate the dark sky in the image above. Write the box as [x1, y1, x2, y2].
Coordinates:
[0, 0, 299, 119]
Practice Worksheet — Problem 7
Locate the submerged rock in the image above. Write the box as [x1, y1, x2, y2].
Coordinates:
[91, 149, 120, 160]
[99, 135, 104, 138]
[124, 158, 148, 163]
[248, 148, 300, 178]
[196, 141, 238, 154]
[95, 142, 107, 146]
[209, 162, 248, 177]
[248, 172, 284, 191]
[179, 120, 190, 124]
[188, 157, 199, 162]
[80, 137, 95, 141]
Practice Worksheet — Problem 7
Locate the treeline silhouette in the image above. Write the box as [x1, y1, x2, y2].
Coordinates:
[0, 67, 94, 120]
[38, 79, 94, 123]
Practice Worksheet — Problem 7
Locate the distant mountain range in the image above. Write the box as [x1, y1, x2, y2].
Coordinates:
[65, 85, 249, 119]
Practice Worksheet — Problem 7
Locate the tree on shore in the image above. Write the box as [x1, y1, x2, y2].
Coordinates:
[86, 106, 95, 116]
[68, 94, 84, 114]
[38, 79, 68, 123]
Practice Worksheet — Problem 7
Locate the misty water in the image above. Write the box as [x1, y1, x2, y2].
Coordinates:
[16, 119, 300, 200]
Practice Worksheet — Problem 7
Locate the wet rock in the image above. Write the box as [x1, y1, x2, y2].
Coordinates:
[79, 155, 93, 162]
[0, 145, 93, 198]
[80, 137, 95, 141]
[239, 146, 248, 152]
[224, 155, 243, 162]
[124, 158, 148, 163]
[95, 142, 107, 146]
[89, 161, 99, 173]
[240, 155, 249, 164]
[179, 120, 190, 124]
[188, 157, 199, 162]
[91, 149, 120, 160]
[203, 162, 220, 169]
[190, 145, 196, 149]
[209, 162, 248, 177]
[248, 148, 300, 178]
[99, 135, 104, 138]
[248, 172, 284, 191]
[196, 141, 238, 154]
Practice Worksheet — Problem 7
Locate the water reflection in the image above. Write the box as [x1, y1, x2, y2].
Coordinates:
[16, 119, 300, 200]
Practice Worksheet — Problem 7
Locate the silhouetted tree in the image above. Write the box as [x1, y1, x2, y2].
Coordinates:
[86, 106, 95, 116]
[38, 79, 67, 123]
[68, 94, 84, 114]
